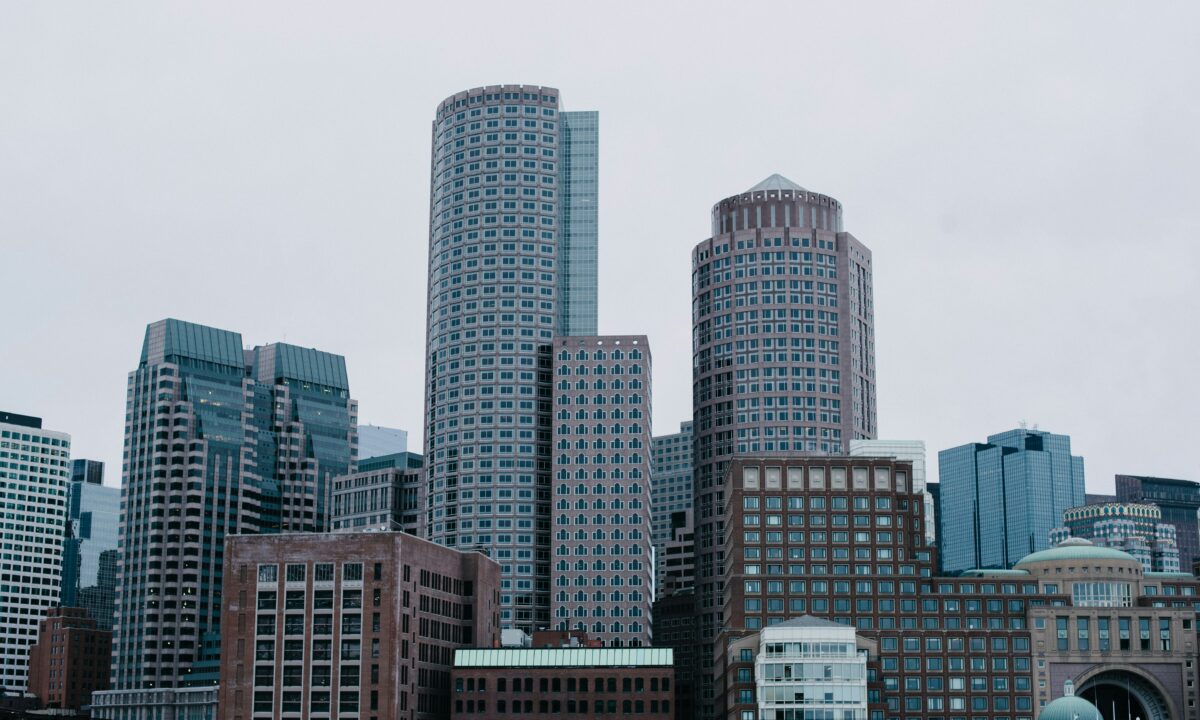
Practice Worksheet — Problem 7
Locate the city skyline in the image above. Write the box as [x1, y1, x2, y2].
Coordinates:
[3, 6, 1198, 490]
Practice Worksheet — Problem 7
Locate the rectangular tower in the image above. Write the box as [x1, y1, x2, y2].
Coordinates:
[651, 421, 693, 597]
[559, 111, 599, 336]
[1116, 475, 1200, 568]
[937, 428, 1085, 573]
[551, 336, 653, 646]
[0, 412, 68, 691]
[61, 477, 120, 629]
[424, 86, 598, 633]
[217, 532, 501, 720]
[102, 319, 356, 706]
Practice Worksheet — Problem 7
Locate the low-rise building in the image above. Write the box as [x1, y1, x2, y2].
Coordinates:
[451, 645, 674, 720]
[27, 607, 110, 711]
[217, 532, 500, 720]
[716, 616, 874, 720]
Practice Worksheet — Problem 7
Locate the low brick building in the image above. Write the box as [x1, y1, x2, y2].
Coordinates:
[451, 645, 675, 720]
[218, 532, 500, 720]
[27, 607, 111, 711]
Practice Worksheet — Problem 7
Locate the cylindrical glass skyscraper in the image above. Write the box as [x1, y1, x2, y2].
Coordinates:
[423, 85, 598, 631]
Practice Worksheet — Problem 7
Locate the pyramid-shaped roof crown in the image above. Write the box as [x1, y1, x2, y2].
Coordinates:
[747, 174, 807, 193]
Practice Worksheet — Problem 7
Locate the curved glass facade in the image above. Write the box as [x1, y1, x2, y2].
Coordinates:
[424, 85, 598, 631]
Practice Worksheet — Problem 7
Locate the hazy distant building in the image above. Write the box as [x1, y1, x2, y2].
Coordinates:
[96, 319, 356, 717]
[356, 424, 408, 459]
[217, 532, 500, 720]
[1116, 475, 1200, 568]
[551, 336, 653, 646]
[691, 175, 877, 715]
[0, 413, 69, 692]
[1051, 502, 1180, 573]
[851, 439, 933, 543]
[423, 85, 599, 633]
[651, 421, 692, 597]
[938, 428, 1085, 573]
[332, 452, 425, 536]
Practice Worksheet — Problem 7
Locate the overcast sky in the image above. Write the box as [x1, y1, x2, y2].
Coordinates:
[2, 1, 1197, 493]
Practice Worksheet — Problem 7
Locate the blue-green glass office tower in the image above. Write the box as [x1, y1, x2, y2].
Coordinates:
[60, 467, 120, 629]
[107, 319, 356, 693]
[938, 428, 1085, 573]
[560, 110, 598, 335]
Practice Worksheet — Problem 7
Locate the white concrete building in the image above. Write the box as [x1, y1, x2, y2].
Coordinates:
[0, 412, 69, 693]
[849, 439, 934, 543]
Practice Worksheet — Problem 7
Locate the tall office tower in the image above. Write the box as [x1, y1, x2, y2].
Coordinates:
[1051, 501, 1181, 573]
[247, 342, 356, 532]
[690, 175, 876, 715]
[850, 440, 934, 543]
[0, 412, 69, 691]
[357, 424, 408, 459]
[61, 475, 120, 628]
[938, 427, 1085, 573]
[550, 336, 653, 646]
[71, 458, 104, 485]
[423, 85, 598, 632]
[651, 421, 693, 597]
[103, 319, 356, 704]
[1116, 475, 1200, 569]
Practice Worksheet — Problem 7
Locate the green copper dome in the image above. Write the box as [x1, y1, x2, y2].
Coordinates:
[1014, 537, 1138, 568]
[1040, 681, 1102, 720]
[1040, 695, 1102, 720]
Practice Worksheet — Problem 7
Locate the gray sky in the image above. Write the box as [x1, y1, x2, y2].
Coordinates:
[2, 1, 1197, 493]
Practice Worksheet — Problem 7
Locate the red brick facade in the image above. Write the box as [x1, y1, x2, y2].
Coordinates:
[218, 532, 500, 720]
[27, 607, 111, 711]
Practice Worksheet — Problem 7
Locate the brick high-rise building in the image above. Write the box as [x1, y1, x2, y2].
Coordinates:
[691, 176, 877, 714]
[938, 428, 1085, 573]
[218, 532, 501, 720]
[423, 85, 599, 633]
[27, 607, 110, 711]
[551, 335, 654, 646]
